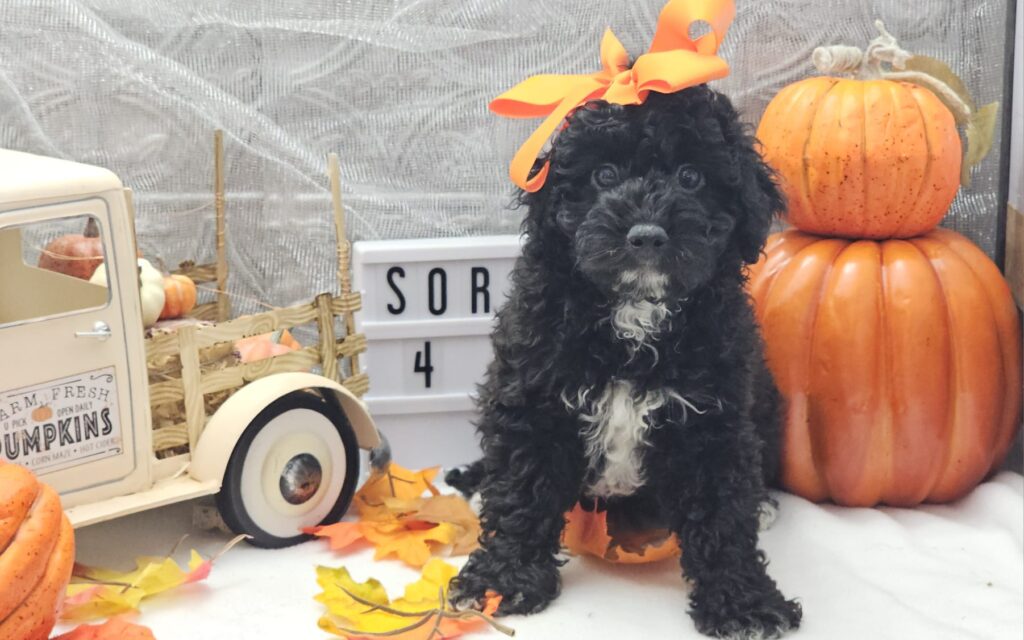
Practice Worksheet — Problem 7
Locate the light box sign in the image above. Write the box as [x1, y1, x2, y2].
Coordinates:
[352, 236, 520, 464]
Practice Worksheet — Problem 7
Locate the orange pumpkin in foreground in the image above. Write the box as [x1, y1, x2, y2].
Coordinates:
[748, 229, 1021, 506]
[0, 462, 76, 640]
[756, 77, 961, 239]
[160, 274, 198, 320]
[562, 503, 679, 564]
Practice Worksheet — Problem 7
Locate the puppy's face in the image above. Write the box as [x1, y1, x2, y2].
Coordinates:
[536, 86, 781, 302]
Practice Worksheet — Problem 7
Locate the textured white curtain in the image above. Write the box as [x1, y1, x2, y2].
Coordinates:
[0, 0, 1013, 310]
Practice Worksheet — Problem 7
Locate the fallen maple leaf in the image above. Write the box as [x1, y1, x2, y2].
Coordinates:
[409, 495, 481, 555]
[562, 503, 679, 564]
[356, 464, 441, 514]
[315, 558, 511, 639]
[61, 535, 246, 622]
[305, 521, 368, 553]
[53, 615, 156, 639]
[306, 463, 481, 567]
[361, 520, 457, 567]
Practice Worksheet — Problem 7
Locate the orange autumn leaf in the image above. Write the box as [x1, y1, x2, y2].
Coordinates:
[562, 503, 679, 564]
[356, 464, 441, 513]
[304, 521, 368, 553]
[306, 515, 456, 568]
[562, 503, 615, 558]
[361, 521, 457, 567]
[54, 616, 156, 639]
[309, 464, 481, 567]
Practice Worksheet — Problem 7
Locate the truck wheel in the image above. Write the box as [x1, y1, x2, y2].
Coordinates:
[216, 390, 359, 548]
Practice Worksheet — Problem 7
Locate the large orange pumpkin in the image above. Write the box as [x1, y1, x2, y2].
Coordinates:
[748, 229, 1021, 506]
[0, 462, 76, 640]
[756, 77, 961, 239]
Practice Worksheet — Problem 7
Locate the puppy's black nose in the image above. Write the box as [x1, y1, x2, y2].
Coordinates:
[627, 224, 668, 249]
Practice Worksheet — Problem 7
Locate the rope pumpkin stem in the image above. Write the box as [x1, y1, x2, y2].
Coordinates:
[811, 20, 972, 124]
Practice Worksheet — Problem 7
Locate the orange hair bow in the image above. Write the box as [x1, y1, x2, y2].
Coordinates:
[490, 0, 736, 192]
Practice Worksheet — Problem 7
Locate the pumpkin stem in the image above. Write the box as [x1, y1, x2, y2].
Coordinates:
[812, 19, 972, 124]
[83, 216, 100, 238]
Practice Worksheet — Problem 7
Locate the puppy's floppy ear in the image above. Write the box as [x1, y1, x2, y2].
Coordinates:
[705, 89, 785, 264]
[732, 142, 784, 264]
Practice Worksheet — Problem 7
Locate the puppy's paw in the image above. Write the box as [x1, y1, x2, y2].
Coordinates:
[449, 551, 560, 616]
[691, 589, 801, 639]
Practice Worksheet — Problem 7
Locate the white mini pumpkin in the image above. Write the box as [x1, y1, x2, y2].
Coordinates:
[90, 258, 166, 327]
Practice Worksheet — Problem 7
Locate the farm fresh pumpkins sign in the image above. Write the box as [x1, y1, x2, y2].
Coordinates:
[0, 366, 123, 474]
[352, 236, 519, 464]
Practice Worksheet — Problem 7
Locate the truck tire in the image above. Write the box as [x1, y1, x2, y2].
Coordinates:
[216, 390, 359, 548]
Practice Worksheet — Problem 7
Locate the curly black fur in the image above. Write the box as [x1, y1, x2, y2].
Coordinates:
[448, 86, 801, 638]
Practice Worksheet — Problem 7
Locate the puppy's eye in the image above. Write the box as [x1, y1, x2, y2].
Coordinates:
[676, 165, 705, 192]
[593, 165, 620, 188]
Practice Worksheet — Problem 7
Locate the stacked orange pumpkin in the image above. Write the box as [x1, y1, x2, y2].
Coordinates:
[0, 462, 76, 640]
[750, 28, 1022, 507]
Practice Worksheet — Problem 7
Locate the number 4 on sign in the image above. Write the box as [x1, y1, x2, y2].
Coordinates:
[414, 341, 434, 388]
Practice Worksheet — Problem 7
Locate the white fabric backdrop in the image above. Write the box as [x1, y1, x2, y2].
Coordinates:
[0, 0, 1014, 314]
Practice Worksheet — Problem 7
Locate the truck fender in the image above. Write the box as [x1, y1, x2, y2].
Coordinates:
[189, 372, 380, 485]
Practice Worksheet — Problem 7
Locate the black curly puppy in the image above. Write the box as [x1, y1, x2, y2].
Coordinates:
[447, 85, 801, 638]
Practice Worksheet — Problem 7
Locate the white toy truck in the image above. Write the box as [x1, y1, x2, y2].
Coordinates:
[0, 143, 380, 547]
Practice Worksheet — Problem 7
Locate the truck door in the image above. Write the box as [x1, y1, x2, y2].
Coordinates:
[0, 198, 144, 502]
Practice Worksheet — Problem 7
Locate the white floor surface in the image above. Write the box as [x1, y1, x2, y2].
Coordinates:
[55, 472, 1024, 640]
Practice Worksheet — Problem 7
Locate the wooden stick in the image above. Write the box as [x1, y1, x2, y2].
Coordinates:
[327, 153, 362, 377]
[316, 293, 340, 382]
[177, 325, 207, 451]
[214, 130, 230, 321]
[328, 153, 350, 295]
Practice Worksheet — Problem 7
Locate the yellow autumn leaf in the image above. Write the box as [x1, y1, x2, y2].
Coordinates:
[62, 536, 244, 622]
[315, 565, 390, 618]
[411, 495, 481, 555]
[357, 464, 441, 516]
[905, 55, 976, 115]
[393, 558, 459, 609]
[315, 559, 510, 640]
[962, 101, 1000, 187]
[63, 557, 186, 621]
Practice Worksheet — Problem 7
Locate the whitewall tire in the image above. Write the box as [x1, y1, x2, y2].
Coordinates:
[216, 390, 359, 548]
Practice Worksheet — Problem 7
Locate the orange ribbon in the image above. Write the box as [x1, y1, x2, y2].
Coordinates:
[490, 0, 736, 192]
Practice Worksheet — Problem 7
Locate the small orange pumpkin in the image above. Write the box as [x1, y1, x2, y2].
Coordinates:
[160, 274, 197, 320]
[757, 76, 960, 239]
[748, 229, 1022, 506]
[0, 462, 76, 640]
[234, 329, 302, 363]
[37, 217, 105, 280]
[30, 405, 53, 422]
[562, 503, 679, 564]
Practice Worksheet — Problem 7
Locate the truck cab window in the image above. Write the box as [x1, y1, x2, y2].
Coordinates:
[0, 214, 110, 327]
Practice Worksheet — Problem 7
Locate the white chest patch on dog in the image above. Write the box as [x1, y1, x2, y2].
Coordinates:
[565, 382, 707, 498]
[577, 381, 664, 497]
